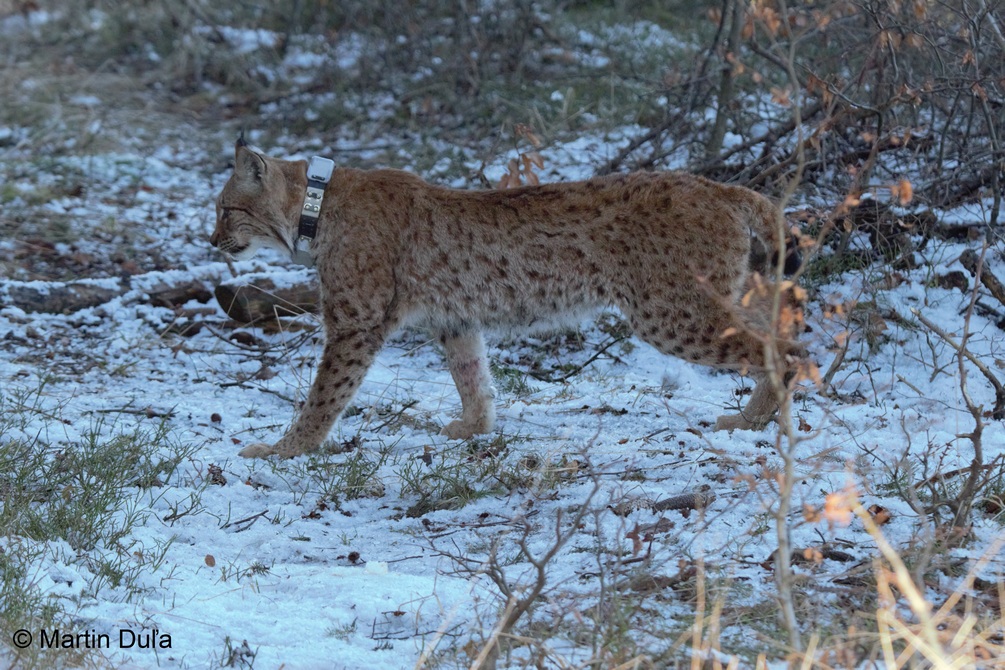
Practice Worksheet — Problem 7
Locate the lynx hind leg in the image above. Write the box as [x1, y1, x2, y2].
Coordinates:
[627, 292, 782, 431]
[439, 330, 495, 440]
[714, 373, 778, 431]
[714, 277, 810, 431]
[704, 325, 785, 431]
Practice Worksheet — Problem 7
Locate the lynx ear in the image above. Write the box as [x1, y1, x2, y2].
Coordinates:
[234, 144, 265, 185]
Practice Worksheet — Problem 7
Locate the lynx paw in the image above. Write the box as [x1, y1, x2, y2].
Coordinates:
[713, 413, 773, 432]
[441, 418, 492, 440]
[238, 437, 310, 459]
[238, 442, 277, 458]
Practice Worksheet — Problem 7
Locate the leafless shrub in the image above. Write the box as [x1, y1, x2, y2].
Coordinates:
[432, 479, 601, 669]
[612, 0, 1002, 219]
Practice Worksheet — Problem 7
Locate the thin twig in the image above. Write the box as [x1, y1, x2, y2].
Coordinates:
[90, 406, 176, 419]
[218, 380, 296, 404]
[526, 336, 627, 383]
[910, 308, 1005, 419]
[221, 510, 270, 531]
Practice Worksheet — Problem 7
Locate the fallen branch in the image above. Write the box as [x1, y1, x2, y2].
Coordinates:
[653, 491, 716, 513]
[90, 406, 177, 419]
[960, 248, 1005, 310]
[1, 276, 215, 314]
[608, 491, 716, 516]
[915, 460, 1001, 488]
[214, 275, 319, 323]
[2, 280, 122, 314]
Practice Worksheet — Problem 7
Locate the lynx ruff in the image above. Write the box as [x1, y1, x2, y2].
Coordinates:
[211, 141, 804, 458]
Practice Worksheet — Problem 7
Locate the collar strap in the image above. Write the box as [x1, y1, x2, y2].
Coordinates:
[293, 156, 335, 267]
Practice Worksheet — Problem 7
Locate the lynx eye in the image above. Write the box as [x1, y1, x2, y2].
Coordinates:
[219, 205, 252, 222]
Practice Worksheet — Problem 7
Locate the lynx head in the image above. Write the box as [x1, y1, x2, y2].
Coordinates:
[211, 139, 307, 260]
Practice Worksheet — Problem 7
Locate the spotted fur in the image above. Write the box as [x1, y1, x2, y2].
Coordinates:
[211, 141, 803, 458]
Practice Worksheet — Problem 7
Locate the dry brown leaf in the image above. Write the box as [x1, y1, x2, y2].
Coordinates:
[867, 504, 892, 525]
[626, 524, 645, 555]
[802, 547, 824, 564]
[823, 488, 856, 527]
[891, 178, 913, 205]
[208, 464, 227, 486]
[770, 87, 791, 107]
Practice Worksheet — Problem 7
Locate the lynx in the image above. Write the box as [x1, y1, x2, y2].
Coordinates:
[211, 140, 803, 458]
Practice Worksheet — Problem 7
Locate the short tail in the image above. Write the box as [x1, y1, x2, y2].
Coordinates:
[738, 190, 800, 275]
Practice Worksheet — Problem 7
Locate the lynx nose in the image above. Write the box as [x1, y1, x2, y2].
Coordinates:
[210, 230, 221, 248]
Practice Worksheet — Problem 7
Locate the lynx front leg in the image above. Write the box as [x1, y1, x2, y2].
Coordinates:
[239, 328, 386, 458]
[439, 331, 495, 440]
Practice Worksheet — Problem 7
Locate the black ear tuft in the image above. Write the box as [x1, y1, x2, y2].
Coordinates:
[235, 143, 265, 184]
[236, 131, 248, 149]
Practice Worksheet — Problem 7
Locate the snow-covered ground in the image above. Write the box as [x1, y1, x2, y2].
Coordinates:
[2, 14, 1004, 670]
[2, 124, 1003, 668]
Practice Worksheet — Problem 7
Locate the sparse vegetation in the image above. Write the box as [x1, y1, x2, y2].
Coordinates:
[0, 385, 193, 668]
[1, 0, 1003, 667]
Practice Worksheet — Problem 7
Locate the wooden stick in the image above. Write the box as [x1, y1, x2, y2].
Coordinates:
[960, 248, 1005, 309]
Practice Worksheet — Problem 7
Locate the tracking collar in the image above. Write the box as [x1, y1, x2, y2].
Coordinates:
[293, 156, 335, 267]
